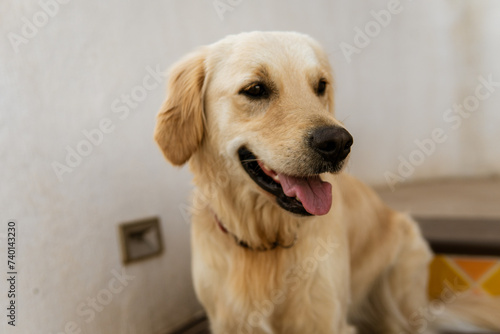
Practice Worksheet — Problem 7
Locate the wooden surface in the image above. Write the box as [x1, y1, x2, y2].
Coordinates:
[416, 216, 500, 256]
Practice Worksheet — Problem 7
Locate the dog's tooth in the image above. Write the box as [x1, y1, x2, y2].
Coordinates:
[295, 196, 301, 203]
[273, 175, 280, 182]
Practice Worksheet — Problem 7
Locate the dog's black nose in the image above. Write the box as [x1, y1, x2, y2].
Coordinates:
[309, 126, 353, 162]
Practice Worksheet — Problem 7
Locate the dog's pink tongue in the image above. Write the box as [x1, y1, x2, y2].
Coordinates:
[278, 174, 332, 215]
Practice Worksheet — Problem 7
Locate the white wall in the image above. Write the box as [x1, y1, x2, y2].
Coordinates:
[335, 1, 500, 187]
[1, 1, 499, 333]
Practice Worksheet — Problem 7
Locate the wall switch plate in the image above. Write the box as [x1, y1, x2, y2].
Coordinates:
[119, 217, 163, 264]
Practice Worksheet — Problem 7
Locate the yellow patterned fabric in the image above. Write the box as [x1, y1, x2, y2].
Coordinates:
[428, 255, 500, 299]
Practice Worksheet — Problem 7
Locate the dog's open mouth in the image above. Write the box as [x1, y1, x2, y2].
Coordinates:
[238, 147, 332, 216]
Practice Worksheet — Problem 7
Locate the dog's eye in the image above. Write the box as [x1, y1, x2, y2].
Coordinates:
[240, 83, 269, 99]
[317, 80, 327, 96]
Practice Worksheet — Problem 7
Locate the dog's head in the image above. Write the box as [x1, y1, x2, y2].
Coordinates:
[155, 32, 352, 217]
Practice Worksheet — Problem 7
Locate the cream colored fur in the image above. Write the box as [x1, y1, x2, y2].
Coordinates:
[155, 32, 500, 334]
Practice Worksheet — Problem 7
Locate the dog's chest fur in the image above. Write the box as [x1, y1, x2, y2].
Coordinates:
[189, 190, 352, 333]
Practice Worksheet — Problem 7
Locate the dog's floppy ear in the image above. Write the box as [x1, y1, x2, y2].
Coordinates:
[154, 48, 207, 166]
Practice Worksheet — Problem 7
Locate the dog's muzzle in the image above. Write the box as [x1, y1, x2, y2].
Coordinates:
[238, 126, 353, 216]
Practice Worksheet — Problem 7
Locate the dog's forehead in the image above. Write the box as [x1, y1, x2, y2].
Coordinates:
[210, 32, 326, 78]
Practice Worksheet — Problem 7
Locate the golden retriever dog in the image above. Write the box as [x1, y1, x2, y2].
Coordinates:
[154, 32, 500, 333]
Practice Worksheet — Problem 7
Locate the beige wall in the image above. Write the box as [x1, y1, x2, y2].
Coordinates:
[1, 0, 499, 333]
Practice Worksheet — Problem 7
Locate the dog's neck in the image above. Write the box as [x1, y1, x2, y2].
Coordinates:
[189, 150, 303, 250]
[213, 210, 297, 251]
[205, 187, 301, 250]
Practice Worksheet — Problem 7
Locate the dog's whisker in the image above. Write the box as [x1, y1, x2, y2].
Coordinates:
[340, 115, 352, 123]
[240, 158, 260, 164]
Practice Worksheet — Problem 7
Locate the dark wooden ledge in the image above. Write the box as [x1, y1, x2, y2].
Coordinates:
[415, 216, 500, 256]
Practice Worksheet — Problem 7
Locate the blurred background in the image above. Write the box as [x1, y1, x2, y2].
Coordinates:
[1, 0, 499, 333]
